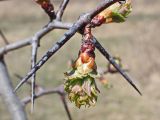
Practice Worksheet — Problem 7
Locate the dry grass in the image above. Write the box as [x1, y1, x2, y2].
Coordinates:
[0, 0, 160, 120]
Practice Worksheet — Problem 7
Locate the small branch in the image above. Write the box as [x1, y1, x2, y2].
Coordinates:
[60, 94, 72, 120]
[14, 0, 120, 92]
[0, 37, 31, 56]
[0, 30, 9, 45]
[0, 56, 27, 120]
[56, 0, 70, 21]
[16, 74, 72, 119]
[21, 85, 72, 120]
[93, 38, 142, 95]
[0, 21, 72, 57]
[22, 85, 63, 105]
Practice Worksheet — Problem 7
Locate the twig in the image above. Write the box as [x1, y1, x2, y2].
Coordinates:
[14, 0, 120, 92]
[93, 38, 142, 95]
[60, 94, 72, 120]
[15, 73, 72, 119]
[0, 21, 72, 57]
[0, 30, 9, 45]
[22, 85, 63, 105]
[56, 0, 70, 21]
[22, 85, 72, 120]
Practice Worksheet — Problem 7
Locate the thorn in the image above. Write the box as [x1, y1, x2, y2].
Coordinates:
[14, 79, 26, 92]
[14, 70, 34, 92]
[94, 39, 142, 96]
[31, 94, 35, 113]
[109, 58, 142, 96]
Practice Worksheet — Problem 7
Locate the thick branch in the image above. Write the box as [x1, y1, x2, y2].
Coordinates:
[15, 0, 120, 92]
[0, 57, 27, 120]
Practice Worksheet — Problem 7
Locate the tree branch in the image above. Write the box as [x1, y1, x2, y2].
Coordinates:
[0, 21, 72, 57]
[15, 74, 72, 120]
[22, 85, 63, 105]
[14, 0, 120, 92]
[0, 21, 71, 112]
[0, 56, 27, 120]
[56, 0, 70, 21]
[22, 85, 72, 120]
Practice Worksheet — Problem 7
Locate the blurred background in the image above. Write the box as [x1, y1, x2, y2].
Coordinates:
[0, 0, 160, 120]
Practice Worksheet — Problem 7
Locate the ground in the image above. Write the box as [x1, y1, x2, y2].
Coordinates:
[0, 0, 160, 120]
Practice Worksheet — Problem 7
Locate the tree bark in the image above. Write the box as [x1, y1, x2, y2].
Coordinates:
[0, 56, 27, 120]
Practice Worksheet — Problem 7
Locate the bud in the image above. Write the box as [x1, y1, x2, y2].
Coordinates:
[98, 0, 132, 23]
[34, 0, 56, 20]
[64, 75, 99, 108]
[64, 40, 100, 108]
[35, 0, 49, 5]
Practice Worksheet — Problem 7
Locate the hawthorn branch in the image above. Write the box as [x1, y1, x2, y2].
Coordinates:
[1, 0, 141, 95]
[0, 0, 141, 119]
[14, 0, 120, 92]
[56, 0, 70, 21]
[0, 21, 71, 111]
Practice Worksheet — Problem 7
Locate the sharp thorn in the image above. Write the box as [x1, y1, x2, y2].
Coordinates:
[94, 39, 142, 95]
